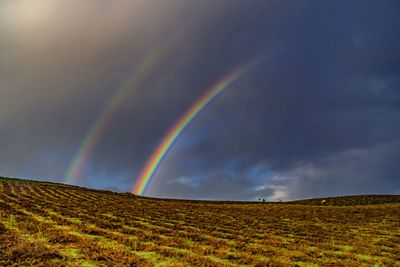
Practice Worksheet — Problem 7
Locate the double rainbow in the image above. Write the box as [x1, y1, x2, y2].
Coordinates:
[133, 62, 256, 195]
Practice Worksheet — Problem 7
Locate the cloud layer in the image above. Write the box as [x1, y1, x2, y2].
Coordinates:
[1, 0, 399, 200]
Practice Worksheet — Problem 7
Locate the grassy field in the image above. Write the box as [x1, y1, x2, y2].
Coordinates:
[0, 177, 399, 266]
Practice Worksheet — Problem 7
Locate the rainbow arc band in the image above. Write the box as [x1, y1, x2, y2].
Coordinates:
[133, 62, 256, 195]
[64, 32, 183, 184]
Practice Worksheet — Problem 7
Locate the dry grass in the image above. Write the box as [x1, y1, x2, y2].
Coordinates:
[1, 176, 399, 266]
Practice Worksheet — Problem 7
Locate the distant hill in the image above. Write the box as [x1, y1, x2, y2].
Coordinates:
[287, 194, 400, 206]
[1, 176, 399, 266]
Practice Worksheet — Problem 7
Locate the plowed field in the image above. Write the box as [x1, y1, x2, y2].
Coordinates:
[1, 177, 399, 266]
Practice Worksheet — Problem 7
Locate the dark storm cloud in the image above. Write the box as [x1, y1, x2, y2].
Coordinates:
[1, 1, 399, 200]
[146, 0, 400, 199]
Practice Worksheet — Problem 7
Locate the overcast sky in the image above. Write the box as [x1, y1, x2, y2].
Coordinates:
[1, 0, 400, 200]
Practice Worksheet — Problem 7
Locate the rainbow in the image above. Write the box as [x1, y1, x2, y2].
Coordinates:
[133, 62, 256, 195]
[64, 32, 183, 184]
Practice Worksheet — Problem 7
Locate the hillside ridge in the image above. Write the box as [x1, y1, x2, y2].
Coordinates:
[1, 176, 399, 206]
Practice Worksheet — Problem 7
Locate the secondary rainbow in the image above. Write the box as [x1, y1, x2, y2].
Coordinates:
[64, 32, 183, 184]
[133, 62, 255, 195]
